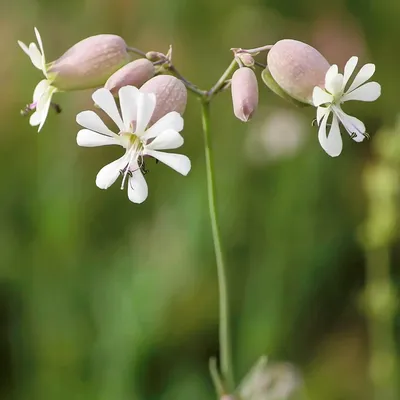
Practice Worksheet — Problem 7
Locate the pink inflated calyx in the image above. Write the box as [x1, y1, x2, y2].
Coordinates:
[140, 75, 187, 126]
[231, 67, 259, 122]
[48, 34, 130, 91]
[105, 59, 155, 96]
[267, 39, 330, 104]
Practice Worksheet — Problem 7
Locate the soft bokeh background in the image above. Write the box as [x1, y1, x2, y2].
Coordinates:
[1, 0, 400, 399]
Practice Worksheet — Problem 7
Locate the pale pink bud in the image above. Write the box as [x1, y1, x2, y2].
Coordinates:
[267, 39, 330, 104]
[140, 75, 187, 125]
[231, 67, 258, 122]
[105, 59, 155, 95]
[237, 53, 255, 67]
[145, 51, 165, 62]
[48, 34, 130, 91]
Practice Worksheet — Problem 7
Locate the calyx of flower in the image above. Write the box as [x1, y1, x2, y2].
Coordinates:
[48, 34, 130, 91]
[105, 59, 155, 96]
[261, 67, 308, 108]
[231, 67, 259, 122]
[140, 75, 187, 126]
[267, 39, 330, 104]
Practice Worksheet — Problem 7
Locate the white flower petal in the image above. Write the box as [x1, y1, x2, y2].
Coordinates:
[324, 65, 338, 91]
[76, 110, 118, 137]
[142, 112, 184, 140]
[18, 40, 30, 56]
[135, 92, 156, 135]
[34, 27, 45, 60]
[37, 87, 56, 132]
[29, 111, 41, 127]
[96, 156, 127, 189]
[28, 43, 43, 70]
[333, 107, 366, 142]
[33, 79, 50, 102]
[347, 63, 376, 93]
[343, 56, 358, 88]
[145, 129, 184, 150]
[30, 86, 56, 131]
[143, 149, 191, 175]
[326, 73, 344, 96]
[127, 167, 148, 204]
[92, 88, 124, 131]
[316, 106, 330, 124]
[312, 87, 333, 107]
[318, 113, 343, 157]
[342, 82, 381, 102]
[118, 86, 139, 131]
[77, 129, 118, 147]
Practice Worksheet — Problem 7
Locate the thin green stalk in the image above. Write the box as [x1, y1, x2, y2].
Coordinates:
[166, 64, 207, 97]
[126, 46, 147, 57]
[236, 44, 273, 54]
[201, 100, 234, 393]
[209, 357, 225, 397]
[207, 59, 238, 99]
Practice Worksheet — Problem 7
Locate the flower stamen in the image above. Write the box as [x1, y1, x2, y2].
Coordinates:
[120, 147, 137, 190]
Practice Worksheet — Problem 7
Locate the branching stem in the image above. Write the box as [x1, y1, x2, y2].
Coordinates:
[126, 43, 241, 396]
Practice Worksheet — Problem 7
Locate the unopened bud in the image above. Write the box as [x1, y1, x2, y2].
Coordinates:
[48, 34, 130, 91]
[140, 75, 187, 125]
[146, 51, 165, 62]
[267, 39, 330, 104]
[237, 53, 255, 67]
[105, 59, 155, 95]
[231, 67, 258, 122]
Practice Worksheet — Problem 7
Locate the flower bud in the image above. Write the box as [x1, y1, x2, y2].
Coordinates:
[267, 39, 330, 104]
[105, 59, 155, 95]
[140, 75, 187, 125]
[231, 67, 258, 122]
[145, 51, 165, 62]
[48, 34, 130, 91]
[237, 53, 255, 67]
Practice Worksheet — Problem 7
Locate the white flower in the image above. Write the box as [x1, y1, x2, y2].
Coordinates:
[312, 56, 381, 157]
[18, 27, 57, 131]
[76, 86, 191, 204]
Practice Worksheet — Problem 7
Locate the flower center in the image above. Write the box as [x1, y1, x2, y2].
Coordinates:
[119, 132, 144, 190]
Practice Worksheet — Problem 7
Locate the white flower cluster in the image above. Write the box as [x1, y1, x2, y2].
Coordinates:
[19, 28, 191, 204]
[18, 29, 383, 203]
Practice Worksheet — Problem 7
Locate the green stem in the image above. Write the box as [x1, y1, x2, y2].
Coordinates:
[201, 100, 234, 393]
[207, 59, 238, 99]
[166, 64, 207, 97]
[237, 44, 273, 54]
[126, 46, 147, 57]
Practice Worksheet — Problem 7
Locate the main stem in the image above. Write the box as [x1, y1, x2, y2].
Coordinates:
[201, 100, 234, 393]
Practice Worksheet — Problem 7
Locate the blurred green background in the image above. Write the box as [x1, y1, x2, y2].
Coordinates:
[1, 0, 400, 399]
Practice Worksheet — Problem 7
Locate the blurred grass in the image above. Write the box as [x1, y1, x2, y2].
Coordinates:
[1, 0, 400, 399]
